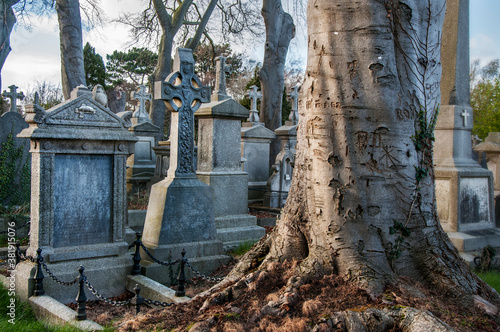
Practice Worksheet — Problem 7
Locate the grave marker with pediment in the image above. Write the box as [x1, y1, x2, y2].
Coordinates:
[15, 85, 137, 303]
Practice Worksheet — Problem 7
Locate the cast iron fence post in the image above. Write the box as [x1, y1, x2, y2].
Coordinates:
[134, 284, 144, 315]
[33, 248, 45, 296]
[76, 266, 87, 321]
[175, 249, 186, 297]
[131, 232, 142, 275]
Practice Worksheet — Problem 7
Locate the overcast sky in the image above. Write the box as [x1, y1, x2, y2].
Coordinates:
[3, 0, 500, 93]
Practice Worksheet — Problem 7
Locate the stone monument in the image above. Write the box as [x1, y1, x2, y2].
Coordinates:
[126, 85, 160, 194]
[142, 48, 228, 283]
[434, 0, 499, 260]
[196, 56, 265, 249]
[263, 86, 300, 208]
[15, 85, 137, 303]
[0, 85, 29, 206]
[241, 86, 276, 202]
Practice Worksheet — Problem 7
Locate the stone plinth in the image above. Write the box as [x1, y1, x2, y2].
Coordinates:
[15, 85, 137, 303]
[264, 122, 297, 208]
[241, 123, 276, 202]
[196, 96, 265, 249]
[127, 120, 160, 194]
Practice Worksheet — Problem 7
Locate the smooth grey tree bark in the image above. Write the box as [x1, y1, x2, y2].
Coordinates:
[229, 0, 499, 312]
[56, 0, 86, 99]
[149, 0, 217, 140]
[0, 0, 20, 91]
[260, 0, 295, 166]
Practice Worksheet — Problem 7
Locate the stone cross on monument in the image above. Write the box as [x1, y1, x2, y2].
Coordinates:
[246, 85, 262, 123]
[132, 85, 152, 122]
[155, 48, 211, 176]
[2, 85, 24, 113]
[289, 86, 300, 125]
[213, 56, 231, 101]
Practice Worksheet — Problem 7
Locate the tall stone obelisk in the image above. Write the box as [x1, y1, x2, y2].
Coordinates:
[434, 0, 499, 259]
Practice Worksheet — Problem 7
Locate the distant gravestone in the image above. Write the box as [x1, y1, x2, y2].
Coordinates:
[141, 48, 228, 283]
[288, 86, 299, 125]
[242, 86, 275, 202]
[0, 85, 29, 206]
[107, 88, 126, 114]
[15, 85, 137, 303]
[435, 0, 499, 260]
[126, 85, 159, 194]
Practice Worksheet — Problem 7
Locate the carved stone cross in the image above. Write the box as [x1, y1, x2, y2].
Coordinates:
[461, 109, 470, 127]
[132, 85, 152, 121]
[289, 85, 300, 125]
[2, 85, 24, 113]
[246, 85, 262, 123]
[213, 56, 231, 101]
[155, 48, 211, 176]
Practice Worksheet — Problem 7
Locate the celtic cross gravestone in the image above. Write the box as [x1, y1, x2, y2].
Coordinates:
[246, 85, 262, 123]
[142, 48, 227, 283]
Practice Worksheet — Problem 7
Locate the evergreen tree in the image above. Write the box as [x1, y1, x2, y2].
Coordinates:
[106, 47, 157, 88]
[83, 42, 106, 90]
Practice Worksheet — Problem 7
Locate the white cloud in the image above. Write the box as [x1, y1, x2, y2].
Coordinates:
[470, 33, 500, 67]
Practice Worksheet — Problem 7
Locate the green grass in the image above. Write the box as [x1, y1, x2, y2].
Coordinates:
[0, 281, 89, 331]
[227, 241, 255, 257]
[476, 270, 500, 294]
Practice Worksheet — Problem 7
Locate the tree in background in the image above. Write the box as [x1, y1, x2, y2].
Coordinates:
[106, 47, 158, 88]
[471, 59, 500, 139]
[23, 80, 63, 109]
[83, 42, 105, 90]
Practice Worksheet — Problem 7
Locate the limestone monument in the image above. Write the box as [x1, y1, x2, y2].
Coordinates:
[264, 86, 300, 208]
[0, 85, 29, 206]
[241, 86, 276, 202]
[15, 85, 137, 303]
[142, 48, 228, 282]
[196, 56, 265, 249]
[434, 0, 499, 259]
[126, 85, 160, 194]
[2, 84, 25, 113]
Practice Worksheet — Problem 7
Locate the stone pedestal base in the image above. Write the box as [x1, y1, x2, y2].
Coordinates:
[140, 240, 230, 285]
[215, 215, 266, 250]
[263, 191, 289, 209]
[15, 254, 132, 304]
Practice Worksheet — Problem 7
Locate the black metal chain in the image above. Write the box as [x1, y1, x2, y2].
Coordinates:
[185, 261, 224, 282]
[143, 298, 175, 307]
[139, 243, 180, 267]
[40, 258, 79, 286]
[84, 280, 133, 307]
[0, 220, 30, 234]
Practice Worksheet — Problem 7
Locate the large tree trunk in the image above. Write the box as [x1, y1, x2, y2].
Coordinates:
[56, 0, 86, 100]
[0, 0, 19, 91]
[260, 0, 295, 166]
[232, 0, 500, 306]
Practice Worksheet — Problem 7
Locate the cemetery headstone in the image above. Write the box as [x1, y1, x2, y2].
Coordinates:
[241, 85, 275, 202]
[107, 88, 127, 114]
[263, 88, 300, 208]
[196, 56, 265, 249]
[126, 85, 159, 194]
[0, 85, 29, 206]
[15, 85, 137, 303]
[435, 0, 499, 260]
[141, 48, 228, 283]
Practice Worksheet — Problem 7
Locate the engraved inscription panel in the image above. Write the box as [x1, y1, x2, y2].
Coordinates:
[459, 177, 490, 224]
[53, 154, 112, 247]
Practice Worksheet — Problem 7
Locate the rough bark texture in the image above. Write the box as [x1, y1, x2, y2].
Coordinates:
[232, 0, 500, 307]
[56, 0, 86, 100]
[0, 0, 19, 91]
[260, 0, 295, 166]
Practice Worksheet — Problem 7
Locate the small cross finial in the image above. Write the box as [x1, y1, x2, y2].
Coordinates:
[132, 85, 152, 123]
[246, 85, 261, 123]
[289, 85, 300, 125]
[461, 109, 470, 127]
[34, 92, 40, 107]
[213, 56, 232, 101]
[2, 85, 25, 113]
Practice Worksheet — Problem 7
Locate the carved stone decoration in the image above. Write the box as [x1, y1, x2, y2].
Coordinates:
[212, 56, 231, 101]
[131, 85, 152, 122]
[246, 85, 262, 123]
[2, 84, 24, 113]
